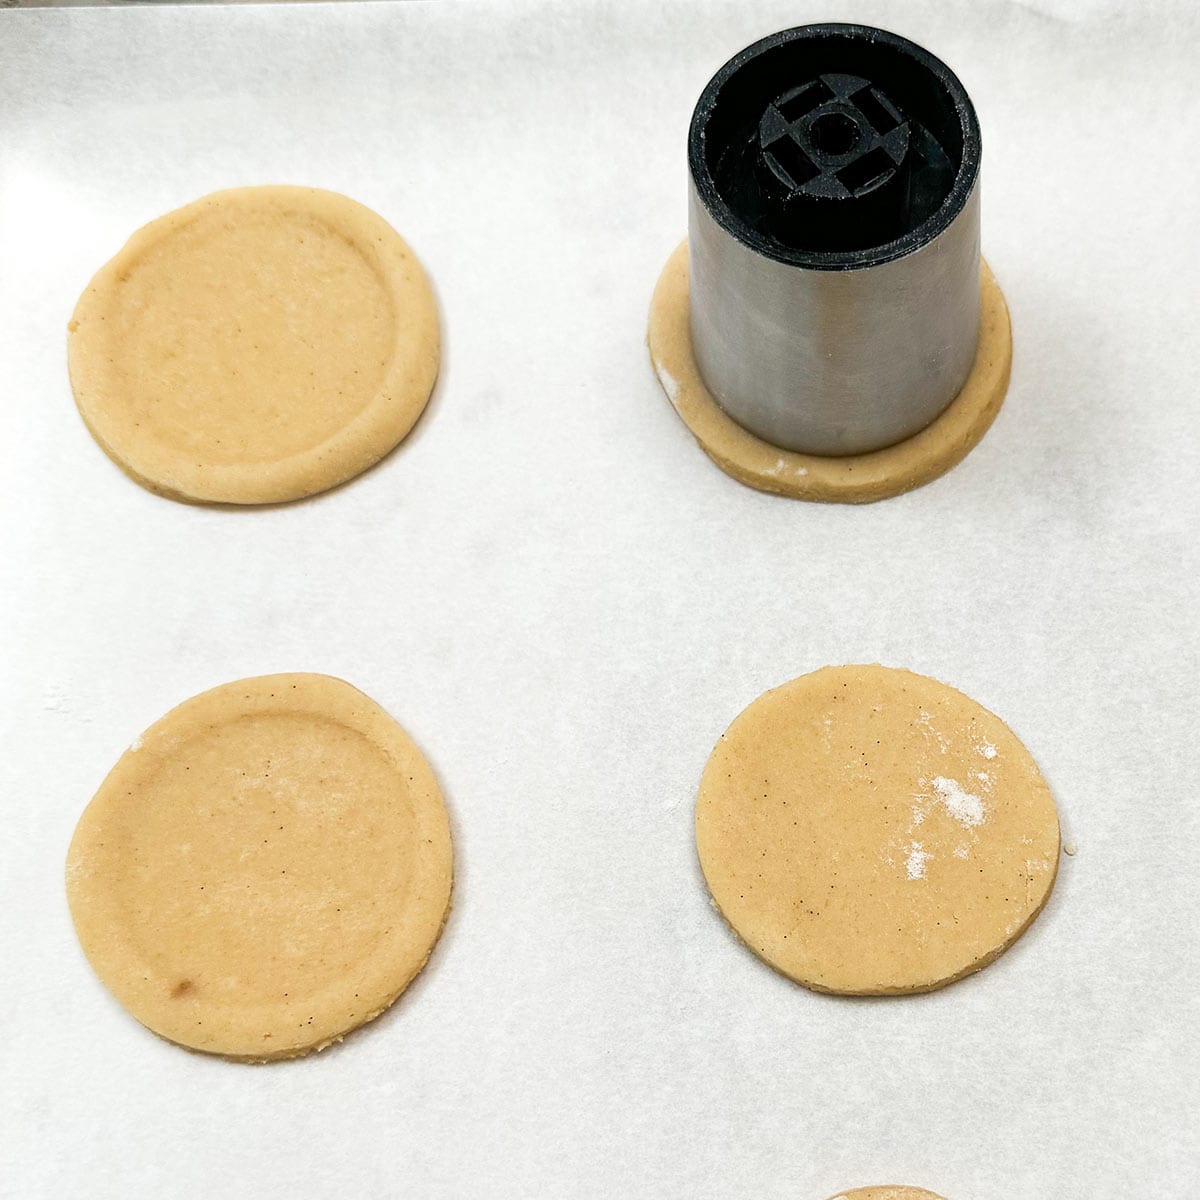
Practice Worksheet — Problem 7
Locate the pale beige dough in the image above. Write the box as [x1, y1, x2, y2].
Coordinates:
[68, 186, 439, 504]
[696, 665, 1059, 994]
[827, 1189, 950, 1200]
[66, 673, 453, 1061]
[648, 241, 1012, 502]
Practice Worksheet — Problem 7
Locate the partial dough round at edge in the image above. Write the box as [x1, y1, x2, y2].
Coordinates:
[827, 1188, 950, 1200]
[648, 241, 1012, 502]
[68, 186, 440, 505]
[66, 673, 453, 1061]
[696, 665, 1060, 995]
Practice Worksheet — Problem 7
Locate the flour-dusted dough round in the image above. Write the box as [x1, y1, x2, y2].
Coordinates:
[648, 241, 1012, 502]
[68, 186, 439, 504]
[696, 665, 1059, 994]
[827, 1189, 950, 1200]
[66, 674, 453, 1060]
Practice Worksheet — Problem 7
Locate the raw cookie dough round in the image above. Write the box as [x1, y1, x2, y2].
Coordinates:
[66, 673, 453, 1060]
[68, 186, 439, 504]
[648, 241, 1012, 502]
[827, 1189, 949, 1200]
[696, 665, 1059, 994]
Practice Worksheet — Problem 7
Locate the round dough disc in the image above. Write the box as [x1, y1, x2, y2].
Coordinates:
[648, 241, 1012, 503]
[827, 1189, 950, 1200]
[68, 186, 439, 504]
[696, 665, 1059, 994]
[66, 673, 453, 1060]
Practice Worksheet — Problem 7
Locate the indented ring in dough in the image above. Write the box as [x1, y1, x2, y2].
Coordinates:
[648, 242, 1012, 503]
[827, 1188, 951, 1200]
[696, 665, 1060, 995]
[66, 674, 453, 1061]
[68, 186, 440, 505]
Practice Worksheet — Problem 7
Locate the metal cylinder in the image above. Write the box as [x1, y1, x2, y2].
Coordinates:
[687, 24, 983, 456]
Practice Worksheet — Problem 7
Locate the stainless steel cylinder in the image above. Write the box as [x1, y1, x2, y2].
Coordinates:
[687, 25, 983, 456]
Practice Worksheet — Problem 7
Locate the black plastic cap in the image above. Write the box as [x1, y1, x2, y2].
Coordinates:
[689, 24, 981, 270]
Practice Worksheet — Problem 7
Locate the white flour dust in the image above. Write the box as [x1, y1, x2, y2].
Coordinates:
[906, 841, 931, 879]
[653, 360, 680, 404]
[917, 708, 951, 752]
[933, 775, 986, 827]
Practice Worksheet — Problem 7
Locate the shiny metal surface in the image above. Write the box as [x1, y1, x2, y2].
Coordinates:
[688, 172, 981, 457]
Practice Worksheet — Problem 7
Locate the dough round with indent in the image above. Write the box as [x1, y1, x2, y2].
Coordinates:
[696, 665, 1059, 994]
[827, 1189, 949, 1200]
[648, 241, 1011, 502]
[68, 186, 439, 504]
[66, 673, 453, 1060]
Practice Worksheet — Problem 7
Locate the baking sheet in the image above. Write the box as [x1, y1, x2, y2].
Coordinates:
[1, 1, 1198, 1196]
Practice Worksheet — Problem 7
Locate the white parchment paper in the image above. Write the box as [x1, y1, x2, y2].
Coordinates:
[2, 2, 1198, 1197]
